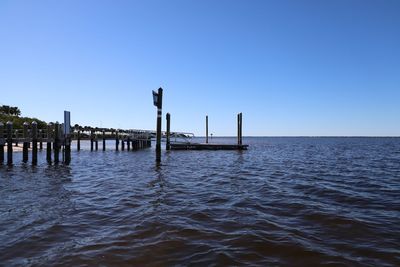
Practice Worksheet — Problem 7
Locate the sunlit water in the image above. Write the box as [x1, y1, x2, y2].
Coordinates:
[1, 137, 399, 266]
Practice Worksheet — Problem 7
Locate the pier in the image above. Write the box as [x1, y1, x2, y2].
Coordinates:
[166, 112, 248, 151]
[0, 88, 247, 166]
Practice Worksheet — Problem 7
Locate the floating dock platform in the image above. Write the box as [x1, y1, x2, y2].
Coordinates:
[170, 143, 248, 150]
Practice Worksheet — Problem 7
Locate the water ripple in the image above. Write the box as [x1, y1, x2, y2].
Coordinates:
[1, 137, 399, 266]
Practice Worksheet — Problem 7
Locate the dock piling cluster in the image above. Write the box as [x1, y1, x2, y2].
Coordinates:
[0, 122, 152, 166]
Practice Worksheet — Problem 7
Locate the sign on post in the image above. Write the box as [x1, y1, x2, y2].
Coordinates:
[152, 90, 159, 107]
[64, 111, 71, 135]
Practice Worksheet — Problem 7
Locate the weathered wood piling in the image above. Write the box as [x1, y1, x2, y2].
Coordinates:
[23, 122, 29, 163]
[47, 123, 52, 163]
[54, 122, 60, 164]
[166, 113, 171, 150]
[32, 121, 38, 165]
[154, 87, 163, 162]
[206, 115, 209, 144]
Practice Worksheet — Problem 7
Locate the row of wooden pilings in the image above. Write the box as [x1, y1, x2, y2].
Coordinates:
[82, 129, 151, 152]
[0, 121, 71, 166]
[0, 122, 153, 166]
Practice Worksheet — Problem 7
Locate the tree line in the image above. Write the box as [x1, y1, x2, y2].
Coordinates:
[0, 105, 21, 116]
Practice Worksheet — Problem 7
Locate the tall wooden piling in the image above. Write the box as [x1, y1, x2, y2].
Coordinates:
[23, 122, 29, 163]
[46, 123, 52, 163]
[0, 122, 4, 164]
[239, 113, 243, 145]
[166, 113, 171, 150]
[206, 115, 209, 144]
[95, 134, 98, 151]
[102, 130, 106, 151]
[155, 87, 163, 162]
[90, 129, 94, 151]
[77, 130, 81, 151]
[115, 130, 119, 151]
[54, 122, 60, 164]
[6, 121, 13, 165]
[127, 137, 130, 151]
[237, 113, 240, 145]
[39, 130, 43, 150]
[32, 121, 38, 165]
[65, 135, 71, 165]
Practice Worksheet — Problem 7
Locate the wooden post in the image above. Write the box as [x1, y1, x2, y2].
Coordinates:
[6, 121, 13, 165]
[77, 130, 81, 151]
[32, 121, 38, 165]
[54, 122, 60, 164]
[237, 113, 240, 145]
[166, 113, 171, 150]
[134, 139, 138, 150]
[127, 137, 130, 151]
[155, 87, 163, 162]
[65, 134, 71, 165]
[206, 115, 208, 144]
[22, 122, 29, 163]
[240, 113, 243, 145]
[95, 134, 98, 151]
[102, 130, 106, 151]
[0, 122, 4, 164]
[46, 123, 52, 163]
[115, 130, 119, 151]
[121, 138, 125, 151]
[90, 129, 94, 151]
[39, 130, 43, 150]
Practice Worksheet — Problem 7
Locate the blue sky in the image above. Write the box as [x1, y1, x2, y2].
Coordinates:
[0, 0, 399, 136]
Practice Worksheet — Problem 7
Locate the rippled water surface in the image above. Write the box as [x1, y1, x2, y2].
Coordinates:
[1, 137, 399, 266]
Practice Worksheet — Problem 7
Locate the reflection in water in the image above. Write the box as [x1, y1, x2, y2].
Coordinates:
[0, 137, 399, 266]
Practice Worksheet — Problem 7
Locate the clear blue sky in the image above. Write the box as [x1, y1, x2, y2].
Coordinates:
[1, 0, 399, 136]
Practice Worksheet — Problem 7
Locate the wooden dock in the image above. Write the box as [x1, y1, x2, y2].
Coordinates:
[170, 143, 248, 150]
[1, 88, 247, 165]
[166, 112, 247, 151]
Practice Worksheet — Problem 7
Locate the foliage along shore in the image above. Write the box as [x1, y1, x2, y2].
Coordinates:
[0, 105, 47, 129]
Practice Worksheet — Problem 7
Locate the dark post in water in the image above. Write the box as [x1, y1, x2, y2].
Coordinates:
[95, 133, 98, 151]
[102, 130, 106, 151]
[32, 121, 38, 165]
[206, 115, 209, 144]
[65, 135, 71, 165]
[115, 130, 119, 151]
[90, 129, 94, 151]
[239, 113, 243, 145]
[39, 129, 43, 150]
[7, 121, 13, 165]
[23, 122, 29, 163]
[77, 130, 81, 151]
[166, 113, 171, 150]
[153, 87, 163, 162]
[54, 122, 60, 164]
[237, 113, 242, 145]
[46, 123, 52, 163]
[237, 113, 240, 145]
